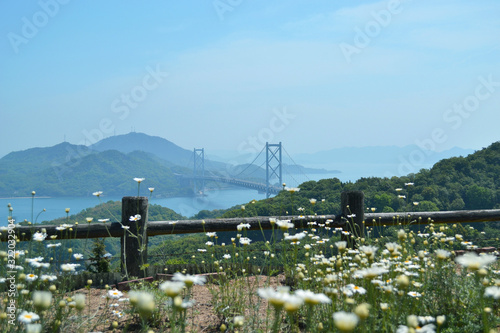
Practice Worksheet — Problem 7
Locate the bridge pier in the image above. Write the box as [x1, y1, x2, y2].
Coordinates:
[188, 145, 284, 197]
[266, 142, 282, 198]
[193, 148, 205, 195]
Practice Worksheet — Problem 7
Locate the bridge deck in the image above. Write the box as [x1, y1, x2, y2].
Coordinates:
[179, 175, 282, 194]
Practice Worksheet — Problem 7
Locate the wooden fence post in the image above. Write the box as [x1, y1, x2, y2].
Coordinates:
[341, 191, 365, 247]
[121, 196, 149, 279]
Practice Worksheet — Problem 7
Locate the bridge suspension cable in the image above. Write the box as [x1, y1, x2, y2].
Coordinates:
[229, 146, 266, 178]
[240, 160, 266, 178]
[283, 146, 310, 181]
[281, 146, 310, 187]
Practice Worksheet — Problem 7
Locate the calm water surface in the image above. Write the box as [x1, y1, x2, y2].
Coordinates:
[0, 189, 268, 226]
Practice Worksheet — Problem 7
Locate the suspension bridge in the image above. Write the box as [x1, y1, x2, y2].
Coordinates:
[180, 143, 310, 198]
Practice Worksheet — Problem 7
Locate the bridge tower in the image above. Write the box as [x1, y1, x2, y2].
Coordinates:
[266, 142, 282, 198]
[193, 148, 205, 195]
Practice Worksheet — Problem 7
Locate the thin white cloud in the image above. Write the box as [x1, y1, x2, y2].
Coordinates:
[281, 0, 500, 52]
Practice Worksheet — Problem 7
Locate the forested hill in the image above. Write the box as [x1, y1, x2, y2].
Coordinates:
[46, 200, 185, 225]
[221, 142, 500, 218]
[0, 142, 191, 197]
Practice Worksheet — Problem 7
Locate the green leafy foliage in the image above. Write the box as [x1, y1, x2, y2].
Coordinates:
[87, 238, 111, 273]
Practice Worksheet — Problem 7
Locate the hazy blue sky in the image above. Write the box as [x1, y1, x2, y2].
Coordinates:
[1, 0, 499, 158]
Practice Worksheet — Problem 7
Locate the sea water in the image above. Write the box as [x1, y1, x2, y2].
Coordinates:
[0, 188, 269, 226]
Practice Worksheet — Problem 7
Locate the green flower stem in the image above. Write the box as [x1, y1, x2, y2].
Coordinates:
[272, 307, 282, 333]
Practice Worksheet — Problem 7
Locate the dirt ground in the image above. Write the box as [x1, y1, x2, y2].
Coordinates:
[69, 274, 284, 332]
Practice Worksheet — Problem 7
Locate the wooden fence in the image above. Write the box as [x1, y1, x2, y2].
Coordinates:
[2, 192, 500, 278]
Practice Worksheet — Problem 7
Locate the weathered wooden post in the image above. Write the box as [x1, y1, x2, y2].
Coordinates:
[121, 196, 149, 279]
[341, 191, 365, 247]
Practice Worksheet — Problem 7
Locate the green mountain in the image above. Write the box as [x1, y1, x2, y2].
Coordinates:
[0, 143, 192, 197]
[0, 142, 92, 175]
[90, 132, 193, 167]
[90, 132, 228, 171]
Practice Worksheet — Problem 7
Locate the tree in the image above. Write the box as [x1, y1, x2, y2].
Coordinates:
[88, 238, 111, 273]
[415, 201, 439, 212]
[449, 198, 465, 210]
[372, 193, 392, 211]
[464, 185, 495, 209]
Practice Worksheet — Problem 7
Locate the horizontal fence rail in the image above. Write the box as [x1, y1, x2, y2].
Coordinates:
[3, 210, 500, 242]
[364, 209, 500, 226]
[0, 214, 337, 242]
